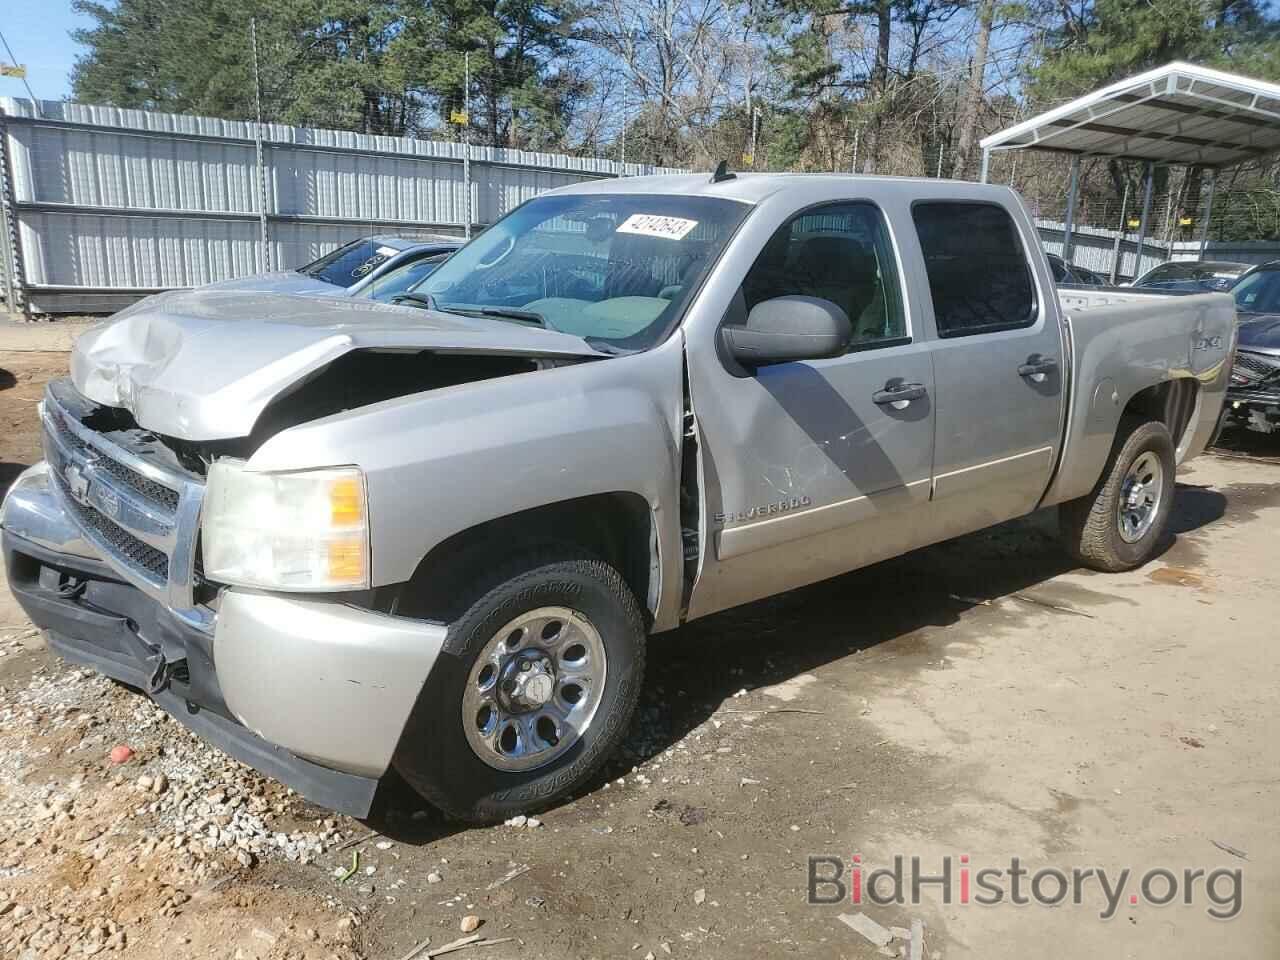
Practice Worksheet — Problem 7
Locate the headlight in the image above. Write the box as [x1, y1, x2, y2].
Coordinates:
[202, 462, 369, 591]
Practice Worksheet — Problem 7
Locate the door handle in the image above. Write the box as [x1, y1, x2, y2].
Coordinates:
[872, 382, 927, 407]
[1017, 355, 1058, 382]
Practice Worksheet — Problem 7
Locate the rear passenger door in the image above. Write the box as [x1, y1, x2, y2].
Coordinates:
[912, 201, 1066, 534]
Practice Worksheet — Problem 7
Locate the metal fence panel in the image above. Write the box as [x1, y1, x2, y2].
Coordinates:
[0, 96, 680, 314]
[1036, 218, 1280, 282]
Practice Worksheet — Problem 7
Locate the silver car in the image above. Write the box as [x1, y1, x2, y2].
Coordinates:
[206, 235, 462, 297]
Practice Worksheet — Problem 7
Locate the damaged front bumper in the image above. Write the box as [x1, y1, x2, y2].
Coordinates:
[1, 463, 445, 817]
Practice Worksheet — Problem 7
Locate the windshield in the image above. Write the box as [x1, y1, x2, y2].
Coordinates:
[358, 253, 451, 302]
[411, 193, 751, 351]
[299, 238, 401, 287]
[1233, 268, 1280, 314]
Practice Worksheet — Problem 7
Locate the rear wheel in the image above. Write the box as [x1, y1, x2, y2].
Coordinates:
[393, 547, 645, 823]
[1060, 416, 1175, 572]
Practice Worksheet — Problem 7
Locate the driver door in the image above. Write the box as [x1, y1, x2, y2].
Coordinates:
[684, 201, 936, 619]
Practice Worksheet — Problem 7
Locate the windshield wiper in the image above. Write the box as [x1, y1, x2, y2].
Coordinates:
[433, 303, 548, 328]
[390, 292, 436, 310]
[478, 307, 546, 327]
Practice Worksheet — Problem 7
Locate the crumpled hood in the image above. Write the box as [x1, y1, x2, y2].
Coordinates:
[72, 289, 605, 441]
[1237, 313, 1280, 356]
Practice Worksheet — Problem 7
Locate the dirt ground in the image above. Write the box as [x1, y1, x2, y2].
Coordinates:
[0, 344, 1276, 960]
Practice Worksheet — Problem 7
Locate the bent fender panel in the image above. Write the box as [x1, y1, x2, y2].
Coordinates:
[248, 338, 688, 631]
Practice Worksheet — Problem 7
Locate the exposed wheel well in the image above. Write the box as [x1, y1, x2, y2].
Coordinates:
[1123, 378, 1199, 457]
[391, 493, 656, 623]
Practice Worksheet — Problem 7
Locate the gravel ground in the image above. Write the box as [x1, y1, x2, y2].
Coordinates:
[0, 345, 1276, 960]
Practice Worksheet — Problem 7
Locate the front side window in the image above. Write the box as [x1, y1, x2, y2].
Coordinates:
[740, 202, 906, 349]
[299, 238, 400, 287]
[415, 194, 750, 351]
[912, 202, 1036, 338]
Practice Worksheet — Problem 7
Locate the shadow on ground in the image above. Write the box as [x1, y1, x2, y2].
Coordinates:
[367, 482, 1229, 842]
[1211, 425, 1280, 463]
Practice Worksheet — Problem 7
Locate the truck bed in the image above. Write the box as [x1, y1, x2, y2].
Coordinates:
[1057, 286, 1191, 311]
[1042, 287, 1236, 509]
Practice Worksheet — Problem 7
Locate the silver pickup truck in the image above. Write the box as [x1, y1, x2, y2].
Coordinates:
[0, 174, 1235, 822]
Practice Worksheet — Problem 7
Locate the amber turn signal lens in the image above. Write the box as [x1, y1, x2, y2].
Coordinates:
[329, 476, 365, 527]
[326, 538, 367, 583]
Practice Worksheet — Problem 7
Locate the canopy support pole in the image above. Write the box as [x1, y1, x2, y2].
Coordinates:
[1062, 155, 1081, 264]
[979, 148, 990, 183]
[1198, 169, 1217, 258]
[1133, 162, 1155, 281]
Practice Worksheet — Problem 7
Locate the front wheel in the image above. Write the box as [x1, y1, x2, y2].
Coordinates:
[393, 548, 645, 823]
[1060, 416, 1176, 572]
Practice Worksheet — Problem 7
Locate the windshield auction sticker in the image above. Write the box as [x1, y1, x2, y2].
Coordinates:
[616, 214, 699, 241]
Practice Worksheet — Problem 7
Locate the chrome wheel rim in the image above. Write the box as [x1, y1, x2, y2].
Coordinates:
[461, 606, 607, 772]
[1117, 451, 1163, 543]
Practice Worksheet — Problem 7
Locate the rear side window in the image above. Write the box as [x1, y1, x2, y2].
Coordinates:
[912, 202, 1036, 338]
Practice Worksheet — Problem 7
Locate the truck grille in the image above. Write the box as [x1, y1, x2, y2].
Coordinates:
[56, 479, 170, 580]
[1234, 352, 1280, 381]
[48, 409, 181, 511]
[41, 379, 208, 622]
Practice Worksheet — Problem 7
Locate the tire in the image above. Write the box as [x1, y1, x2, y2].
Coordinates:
[1060, 416, 1176, 572]
[392, 547, 645, 823]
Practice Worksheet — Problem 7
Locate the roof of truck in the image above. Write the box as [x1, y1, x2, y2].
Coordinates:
[552, 171, 1012, 205]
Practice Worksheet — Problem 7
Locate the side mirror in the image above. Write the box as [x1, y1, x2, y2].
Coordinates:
[721, 296, 851, 367]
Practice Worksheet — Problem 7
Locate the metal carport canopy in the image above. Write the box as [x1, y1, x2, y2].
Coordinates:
[979, 61, 1280, 170]
[978, 61, 1280, 274]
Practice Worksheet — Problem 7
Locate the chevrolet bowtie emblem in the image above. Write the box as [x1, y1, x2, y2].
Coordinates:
[63, 463, 91, 504]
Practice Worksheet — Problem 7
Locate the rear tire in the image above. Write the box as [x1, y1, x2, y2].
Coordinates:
[1060, 416, 1175, 572]
[392, 547, 645, 823]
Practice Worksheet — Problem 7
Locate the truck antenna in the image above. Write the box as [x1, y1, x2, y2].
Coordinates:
[711, 161, 737, 184]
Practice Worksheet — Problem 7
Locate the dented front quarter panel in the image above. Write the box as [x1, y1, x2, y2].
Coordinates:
[246, 333, 689, 632]
[70, 289, 607, 441]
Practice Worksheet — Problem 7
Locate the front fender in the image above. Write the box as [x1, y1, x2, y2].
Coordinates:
[247, 335, 687, 630]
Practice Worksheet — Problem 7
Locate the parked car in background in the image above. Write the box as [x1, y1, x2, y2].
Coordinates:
[1046, 253, 1107, 287]
[206, 235, 463, 297]
[355, 249, 457, 302]
[1068, 263, 1108, 287]
[1225, 261, 1280, 434]
[1130, 259, 1250, 292]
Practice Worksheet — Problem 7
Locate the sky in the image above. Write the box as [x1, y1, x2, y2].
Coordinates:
[0, 1, 91, 102]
